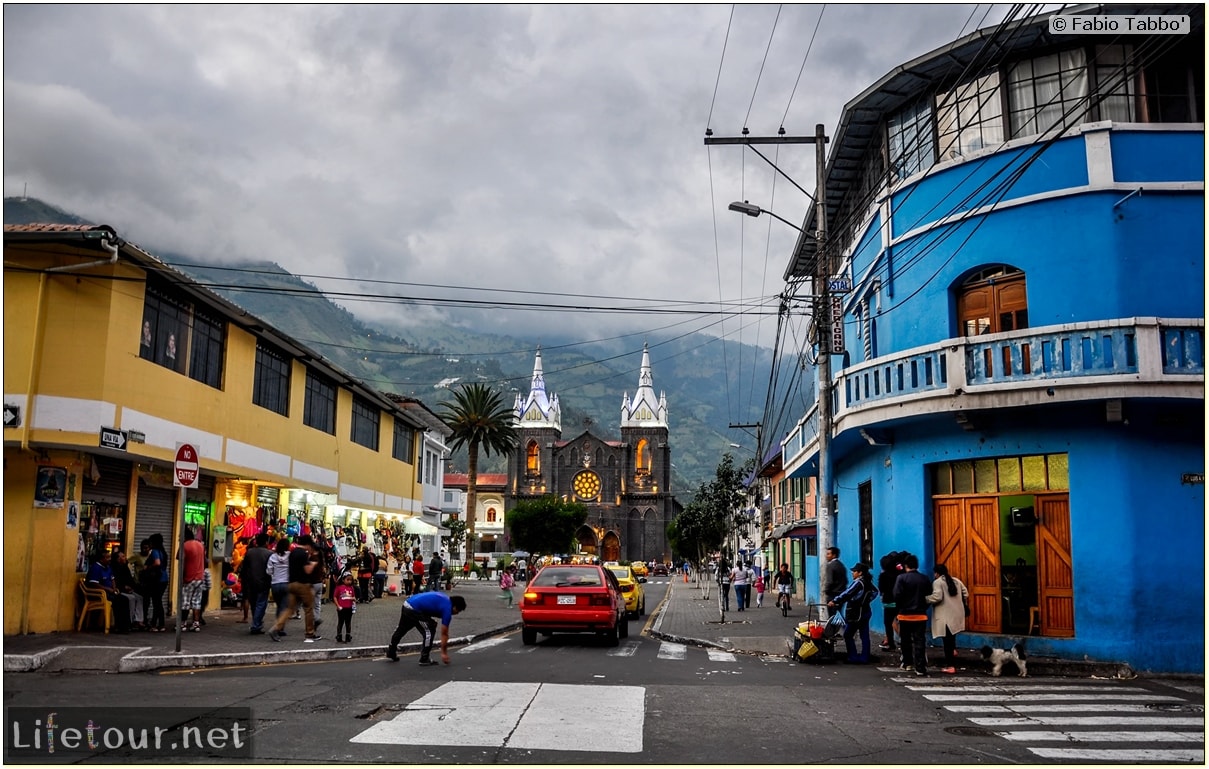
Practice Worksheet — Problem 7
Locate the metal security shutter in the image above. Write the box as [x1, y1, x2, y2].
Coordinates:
[82, 455, 132, 505]
[134, 481, 176, 550]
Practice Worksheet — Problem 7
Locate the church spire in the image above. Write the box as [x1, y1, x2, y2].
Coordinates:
[514, 347, 561, 430]
[620, 343, 667, 428]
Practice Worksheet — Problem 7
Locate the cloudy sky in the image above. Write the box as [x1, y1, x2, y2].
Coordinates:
[4, 3, 1014, 349]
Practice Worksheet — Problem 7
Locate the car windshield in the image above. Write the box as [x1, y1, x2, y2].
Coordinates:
[532, 567, 601, 588]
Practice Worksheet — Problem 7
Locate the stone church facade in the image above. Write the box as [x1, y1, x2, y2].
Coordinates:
[505, 345, 679, 563]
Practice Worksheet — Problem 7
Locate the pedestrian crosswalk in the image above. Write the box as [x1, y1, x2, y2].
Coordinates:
[882, 671, 1204, 763]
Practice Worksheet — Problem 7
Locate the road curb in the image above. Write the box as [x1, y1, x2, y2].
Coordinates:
[5, 621, 524, 674]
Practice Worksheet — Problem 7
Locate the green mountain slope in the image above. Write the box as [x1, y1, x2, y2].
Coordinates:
[5, 197, 798, 490]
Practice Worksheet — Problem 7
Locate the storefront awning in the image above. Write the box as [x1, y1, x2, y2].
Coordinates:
[402, 517, 440, 535]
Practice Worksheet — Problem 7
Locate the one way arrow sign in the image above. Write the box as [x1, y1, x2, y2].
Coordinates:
[100, 427, 128, 451]
[4, 405, 20, 428]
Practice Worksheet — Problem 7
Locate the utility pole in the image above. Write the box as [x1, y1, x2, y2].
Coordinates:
[812, 122, 834, 607]
[707, 124, 834, 604]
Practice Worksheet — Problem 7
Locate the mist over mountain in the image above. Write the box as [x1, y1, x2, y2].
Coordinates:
[6, 197, 805, 490]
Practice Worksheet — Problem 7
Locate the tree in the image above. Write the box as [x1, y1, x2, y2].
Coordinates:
[438, 383, 519, 559]
[669, 453, 749, 567]
[442, 517, 468, 559]
[506, 496, 588, 558]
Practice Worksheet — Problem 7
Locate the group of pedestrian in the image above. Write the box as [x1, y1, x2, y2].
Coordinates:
[773, 545, 970, 675]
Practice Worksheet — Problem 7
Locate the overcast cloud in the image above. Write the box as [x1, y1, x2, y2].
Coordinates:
[4, 3, 1013, 348]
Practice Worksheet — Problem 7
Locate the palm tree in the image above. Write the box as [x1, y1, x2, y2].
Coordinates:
[438, 383, 518, 560]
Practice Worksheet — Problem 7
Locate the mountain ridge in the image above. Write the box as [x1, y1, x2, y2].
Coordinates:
[5, 197, 795, 490]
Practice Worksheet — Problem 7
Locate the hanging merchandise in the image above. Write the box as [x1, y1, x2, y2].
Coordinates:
[285, 511, 301, 537]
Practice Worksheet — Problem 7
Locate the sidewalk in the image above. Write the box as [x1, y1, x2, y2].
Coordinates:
[4, 579, 521, 674]
[646, 575, 1143, 680]
[4, 575, 1147, 678]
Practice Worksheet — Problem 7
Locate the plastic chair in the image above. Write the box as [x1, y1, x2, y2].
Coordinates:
[77, 578, 112, 633]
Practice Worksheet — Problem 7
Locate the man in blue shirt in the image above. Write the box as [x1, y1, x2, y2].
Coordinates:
[85, 549, 131, 633]
[386, 591, 466, 666]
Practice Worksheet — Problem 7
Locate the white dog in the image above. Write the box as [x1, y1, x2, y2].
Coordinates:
[980, 643, 1028, 677]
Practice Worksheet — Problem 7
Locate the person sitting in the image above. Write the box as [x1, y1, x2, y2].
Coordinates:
[85, 549, 131, 633]
[111, 547, 146, 630]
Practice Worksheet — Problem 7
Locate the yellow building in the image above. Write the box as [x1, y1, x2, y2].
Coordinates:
[4, 223, 438, 635]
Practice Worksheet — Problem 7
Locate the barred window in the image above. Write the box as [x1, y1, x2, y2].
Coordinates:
[351, 396, 380, 451]
[189, 310, 224, 388]
[303, 370, 336, 435]
[253, 344, 291, 416]
[936, 72, 1004, 160]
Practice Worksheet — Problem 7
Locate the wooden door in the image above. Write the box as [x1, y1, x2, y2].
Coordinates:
[933, 497, 1002, 633]
[1036, 494, 1074, 637]
[966, 499, 1002, 633]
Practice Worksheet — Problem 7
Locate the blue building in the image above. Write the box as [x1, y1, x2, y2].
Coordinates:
[777, 5, 1204, 673]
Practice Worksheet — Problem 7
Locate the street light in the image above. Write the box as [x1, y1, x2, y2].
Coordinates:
[728, 201, 807, 235]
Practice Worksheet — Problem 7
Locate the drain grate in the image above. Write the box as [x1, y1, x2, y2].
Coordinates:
[944, 725, 995, 738]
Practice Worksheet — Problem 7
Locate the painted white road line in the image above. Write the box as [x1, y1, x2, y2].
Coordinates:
[1028, 748, 1204, 762]
[350, 681, 645, 753]
[658, 642, 687, 660]
[509, 683, 644, 752]
[457, 637, 510, 654]
[707, 649, 737, 662]
[948, 703, 1198, 714]
[922, 692, 1185, 703]
[970, 715, 1204, 727]
[997, 730, 1204, 743]
[608, 641, 641, 657]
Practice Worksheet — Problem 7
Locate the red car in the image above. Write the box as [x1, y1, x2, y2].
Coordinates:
[520, 564, 629, 646]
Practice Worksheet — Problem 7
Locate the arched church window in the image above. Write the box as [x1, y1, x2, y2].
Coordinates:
[526, 440, 540, 475]
[487, 507, 497, 524]
[636, 438, 652, 476]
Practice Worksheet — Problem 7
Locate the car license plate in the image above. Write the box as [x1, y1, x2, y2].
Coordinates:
[557, 595, 577, 605]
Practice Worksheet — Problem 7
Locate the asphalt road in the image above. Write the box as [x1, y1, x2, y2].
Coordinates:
[4, 581, 1203, 765]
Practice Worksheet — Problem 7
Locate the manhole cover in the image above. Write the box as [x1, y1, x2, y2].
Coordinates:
[1147, 702, 1204, 713]
[944, 725, 994, 738]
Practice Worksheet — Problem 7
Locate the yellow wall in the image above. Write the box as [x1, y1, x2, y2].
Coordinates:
[4, 239, 425, 633]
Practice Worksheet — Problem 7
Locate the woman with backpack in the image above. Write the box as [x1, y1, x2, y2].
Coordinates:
[828, 562, 879, 664]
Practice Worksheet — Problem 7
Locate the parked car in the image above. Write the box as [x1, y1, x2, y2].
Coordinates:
[520, 564, 629, 646]
[629, 561, 648, 581]
[651, 563, 669, 577]
[605, 564, 646, 617]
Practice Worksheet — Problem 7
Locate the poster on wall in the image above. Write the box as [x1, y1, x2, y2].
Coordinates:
[66, 501, 78, 529]
[34, 466, 67, 509]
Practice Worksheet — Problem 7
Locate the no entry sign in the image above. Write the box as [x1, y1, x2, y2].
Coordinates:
[174, 443, 200, 488]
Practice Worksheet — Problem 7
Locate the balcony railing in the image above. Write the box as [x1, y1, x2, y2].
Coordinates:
[782, 317, 1203, 471]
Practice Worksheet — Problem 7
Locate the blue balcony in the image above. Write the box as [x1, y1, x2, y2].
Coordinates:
[782, 318, 1204, 474]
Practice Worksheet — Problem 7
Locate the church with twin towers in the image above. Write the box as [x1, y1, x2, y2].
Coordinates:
[505, 345, 680, 563]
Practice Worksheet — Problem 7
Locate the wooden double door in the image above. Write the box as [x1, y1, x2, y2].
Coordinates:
[933, 494, 1073, 637]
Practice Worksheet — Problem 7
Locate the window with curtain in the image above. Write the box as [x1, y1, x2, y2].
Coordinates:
[888, 99, 935, 179]
[936, 72, 1004, 160]
[1008, 49, 1089, 139]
